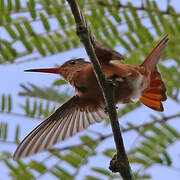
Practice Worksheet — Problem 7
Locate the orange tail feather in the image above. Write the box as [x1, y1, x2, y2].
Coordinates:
[140, 36, 168, 111]
[140, 71, 167, 111]
[140, 96, 163, 112]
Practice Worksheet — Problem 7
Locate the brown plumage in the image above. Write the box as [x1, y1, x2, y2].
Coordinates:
[13, 35, 168, 160]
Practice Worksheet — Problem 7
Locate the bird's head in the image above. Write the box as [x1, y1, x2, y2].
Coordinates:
[25, 58, 90, 81]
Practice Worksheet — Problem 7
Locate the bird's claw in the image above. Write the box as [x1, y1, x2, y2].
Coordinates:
[106, 78, 119, 87]
[107, 73, 132, 87]
[104, 106, 118, 113]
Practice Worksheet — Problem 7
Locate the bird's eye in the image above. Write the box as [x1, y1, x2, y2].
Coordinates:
[69, 60, 75, 65]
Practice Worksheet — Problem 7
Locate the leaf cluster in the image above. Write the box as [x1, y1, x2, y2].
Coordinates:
[0, 0, 180, 179]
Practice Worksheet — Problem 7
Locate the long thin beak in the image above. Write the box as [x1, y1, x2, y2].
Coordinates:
[24, 68, 60, 74]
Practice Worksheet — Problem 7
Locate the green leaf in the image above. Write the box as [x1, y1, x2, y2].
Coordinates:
[129, 157, 149, 166]
[43, 0, 52, 16]
[1, 94, 5, 111]
[103, 148, 116, 158]
[19, 83, 70, 103]
[123, 10, 134, 31]
[0, 44, 12, 61]
[117, 102, 141, 118]
[15, 23, 26, 37]
[53, 8, 66, 27]
[48, 34, 64, 52]
[31, 36, 46, 56]
[39, 12, 50, 31]
[50, 166, 73, 179]
[86, 175, 101, 180]
[2, 41, 17, 58]
[126, 33, 138, 48]
[24, 21, 35, 36]
[4, 160, 19, 174]
[129, 3, 142, 29]
[91, 167, 110, 176]
[65, 12, 74, 25]
[146, 0, 162, 36]
[52, 79, 67, 86]
[0, 0, 5, 13]
[144, 135, 166, 149]
[38, 101, 43, 116]
[118, 36, 131, 51]
[27, 0, 36, 19]
[15, 0, 21, 11]
[141, 141, 156, 152]
[21, 38, 33, 52]
[80, 135, 96, 149]
[7, 0, 12, 11]
[25, 98, 30, 115]
[134, 172, 151, 180]
[3, 123, 7, 140]
[40, 36, 55, 54]
[17, 160, 27, 171]
[31, 100, 37, 117]
[150, 125, 174, 144]
[70, 146, 88, 158]
[15, 125, 20, 144]
[162, 151, 172, 166]
[160, 122, 179, 138]
[5, 25, 18, 39]
[28, 160, 47, 173]
[62, 154, 81, 168]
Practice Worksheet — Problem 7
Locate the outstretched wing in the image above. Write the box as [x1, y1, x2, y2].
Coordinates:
[13, 96, 107, 160]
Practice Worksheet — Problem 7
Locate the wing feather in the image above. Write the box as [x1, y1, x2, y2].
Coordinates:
[33, 121, 57, 154]
[13, 96, 107, 160]
[51, 109, 75, 146]
[19, 120, 53, 158]
[82, 111, 89, 129]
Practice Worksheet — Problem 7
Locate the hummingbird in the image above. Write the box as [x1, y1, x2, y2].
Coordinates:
[13, 35, 168, 160]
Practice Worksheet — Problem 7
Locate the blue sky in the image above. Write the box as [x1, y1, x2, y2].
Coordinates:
[0, 0, 180, 179]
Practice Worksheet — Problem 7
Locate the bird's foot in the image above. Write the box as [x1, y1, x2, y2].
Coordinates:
[104, 106, 118, 113]
[107, 73, 132, 86]
[106, 74, 122, 87]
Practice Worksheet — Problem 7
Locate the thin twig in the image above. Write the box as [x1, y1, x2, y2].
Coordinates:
[66, 0, 134, 179]
[1, 113, 179, 161]
[122, 113, 180, 132]
[97, 1, 180, 17]
[36, 113, 180, 179]
[50, 113, 180, 152]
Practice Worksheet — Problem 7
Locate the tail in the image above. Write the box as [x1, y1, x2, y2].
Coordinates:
[139, 35, 168, 111]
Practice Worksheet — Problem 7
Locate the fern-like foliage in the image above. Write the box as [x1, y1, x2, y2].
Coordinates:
[1, 0, 180, 179]
[0, 94, 12, 113]
[19, 83, 70, 103]
[21, 98, 57, 119]
[129, 122, 179, 168]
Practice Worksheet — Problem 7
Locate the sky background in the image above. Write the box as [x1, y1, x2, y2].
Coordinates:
[0, 0, 180, 179]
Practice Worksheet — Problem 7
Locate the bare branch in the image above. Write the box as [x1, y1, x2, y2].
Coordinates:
[66, 0, 133, 179]
[49, 113, 180, 154]
[51, 112, 180, 151]
[97, 1, 180, 17]
[1, 113, 179, 162]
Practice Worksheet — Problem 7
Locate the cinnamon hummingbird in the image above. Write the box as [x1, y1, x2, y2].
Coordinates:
[13, 35, 168, 160]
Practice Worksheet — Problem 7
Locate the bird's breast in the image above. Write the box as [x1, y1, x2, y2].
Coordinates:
[72, 65, 103, 100]
[72, 63, 147, 104]
[125, 75, 144, 103]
